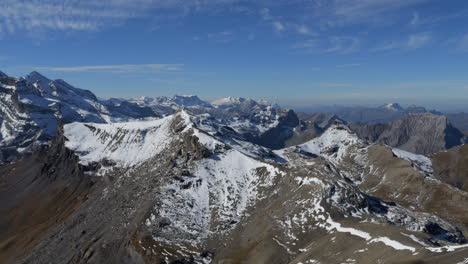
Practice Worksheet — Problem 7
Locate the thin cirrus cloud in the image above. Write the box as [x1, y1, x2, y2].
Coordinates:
[459, 34, 468, 51]
[336, 63, 361, 68]
[371, 32, 432, 52]
[36, 64, 184, 73]
[293, 36, 360, 54]
[0, 0, 242, 33]
[407, 32, 432, 48]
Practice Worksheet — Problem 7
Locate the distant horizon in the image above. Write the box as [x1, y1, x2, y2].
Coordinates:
[1, 0, 468, 112]
[2, 69, 468, 113]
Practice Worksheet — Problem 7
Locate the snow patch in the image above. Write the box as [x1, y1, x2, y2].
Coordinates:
[392, 148, 433, 175]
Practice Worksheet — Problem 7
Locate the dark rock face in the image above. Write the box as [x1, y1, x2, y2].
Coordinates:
[350, 113, 466, 155]
[0, 127, 91, 263]
[297, 112, 346, 130]
[447, 112, 468, 132]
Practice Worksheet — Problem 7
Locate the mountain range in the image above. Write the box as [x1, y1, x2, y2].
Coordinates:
[1, 72, 468, 264]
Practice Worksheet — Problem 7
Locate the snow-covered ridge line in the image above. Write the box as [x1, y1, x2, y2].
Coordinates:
[64, 113, 183, 168]
[392, 148, 433, 175]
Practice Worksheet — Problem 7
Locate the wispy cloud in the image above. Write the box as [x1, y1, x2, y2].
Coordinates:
[260, 8, 285, 33]
[372, 32, 432, 52]
[310, 0, 428, 29]
[410, 12, 421, 26]
[293, 36, 360, 54]
[408, 32, 432, 48]
[272, 21, 285, 32]
[371, 42, 402, 52]
[406, 9, 468, 26]
[458, 34, 468, 52]
[336, 63, 361, 68]
[326, 37, 360, 53]
[0, 0, 242, 33]
[322, 82, 353, 88]
[207, 31, 234, 42]
[259, 7, 316, 36]
[36, 64, 183, 73]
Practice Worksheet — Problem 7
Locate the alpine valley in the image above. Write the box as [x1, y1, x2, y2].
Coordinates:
[1, 71, 468, 264]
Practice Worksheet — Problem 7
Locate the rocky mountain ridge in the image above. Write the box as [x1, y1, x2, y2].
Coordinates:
[1, 71, 468, 263]
[349, 113, 467, 155]
[1, 110, 467, 263]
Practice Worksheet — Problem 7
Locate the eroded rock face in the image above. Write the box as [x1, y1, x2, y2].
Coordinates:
[1, 112, 467, 264]
[350, 113, 466, 155]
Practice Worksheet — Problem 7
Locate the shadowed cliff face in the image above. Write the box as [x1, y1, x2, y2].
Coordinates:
[349, 113, 466, 155]
[0, 127, 92, 263]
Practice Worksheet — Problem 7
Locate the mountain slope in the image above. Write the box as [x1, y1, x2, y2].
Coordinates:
[1, 112, 467, 264]
[432, 144, 468, 192]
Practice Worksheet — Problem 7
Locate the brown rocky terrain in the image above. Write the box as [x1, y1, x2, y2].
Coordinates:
[432, 144, 468, 192]
[0, 113, 467, 264]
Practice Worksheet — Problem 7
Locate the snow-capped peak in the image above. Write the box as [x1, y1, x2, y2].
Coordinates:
[26, 71, 51, 84]
[169, 95, 211, 107]
[287, 122, 362, 162]
[211, 96, 277, 108]
[211, 96, 248, 107]
[380, 103, 404, 111]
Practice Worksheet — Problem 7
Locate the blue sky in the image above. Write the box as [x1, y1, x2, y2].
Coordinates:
[1, 0, 468, 110]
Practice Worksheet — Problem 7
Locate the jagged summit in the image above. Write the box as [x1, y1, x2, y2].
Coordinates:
[211, 96, 278, 108]
[170, 94, 211, 108]
[379, 103, 404, 111]
[212, 96, 251, 107]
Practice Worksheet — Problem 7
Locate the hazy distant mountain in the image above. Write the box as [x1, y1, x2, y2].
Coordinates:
[349, 113, 466, 155]
[446, 112, 468, 133]
[380, 103, 404, 111]
[323, 103, 442, 124]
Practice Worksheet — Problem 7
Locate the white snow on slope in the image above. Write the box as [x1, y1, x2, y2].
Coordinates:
[392, 148, 433, 175]
[280, 124, 361, 164]
[313, 201, 417, 252]
[155, 148, 280, 244]
[427, 243, 468, 253]
[64, 114, 179, 167]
